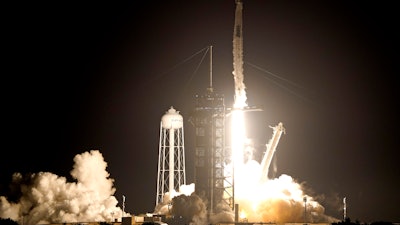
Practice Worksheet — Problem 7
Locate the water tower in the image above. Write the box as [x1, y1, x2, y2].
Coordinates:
[156, 106, 186, 205]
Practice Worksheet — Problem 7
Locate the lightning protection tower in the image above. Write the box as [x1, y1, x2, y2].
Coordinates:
[191, 46, 234, 215]
[156, 106, 186, 206]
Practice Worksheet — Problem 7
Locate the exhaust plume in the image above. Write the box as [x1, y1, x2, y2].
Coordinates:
[232, 0, 247, 109]
[0, 150, 125, 225]
[229, 1, 338, 223]
[171, 193, 207, 225]
[153, 183, 235, 225]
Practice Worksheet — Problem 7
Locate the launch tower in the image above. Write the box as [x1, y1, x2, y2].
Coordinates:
[192, 46, 234, 215]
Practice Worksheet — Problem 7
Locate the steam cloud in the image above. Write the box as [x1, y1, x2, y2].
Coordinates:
[0, 150, 125, 225]
[152, 145, 339, 225]
[153, 184, 235, 225]
[235, 168, 339, 223]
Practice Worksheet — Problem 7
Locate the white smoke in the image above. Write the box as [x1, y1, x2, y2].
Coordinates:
[153, 183, 195, 215]
[230, 140, 340, 224]
[235, 171, 340, 223]
[232, 0, 247, 109]
[0, 150, 126, 225]
[153, 183, 235, 225]
[171, 193, 208, 225]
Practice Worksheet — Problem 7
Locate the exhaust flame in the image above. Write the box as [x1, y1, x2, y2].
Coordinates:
[228, 61, 338, 223]
[228, 0, 338, 223]
[229, 54, 337, 223]
[231, 109, 246, 166]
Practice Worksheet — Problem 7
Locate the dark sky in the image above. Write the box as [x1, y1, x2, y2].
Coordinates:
[2, 1, 399, 223]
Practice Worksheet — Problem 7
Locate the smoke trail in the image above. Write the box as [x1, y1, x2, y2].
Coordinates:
[229, 0, 339, 222]
[232, 0, 247, 109]
[0, 150, 125, 224]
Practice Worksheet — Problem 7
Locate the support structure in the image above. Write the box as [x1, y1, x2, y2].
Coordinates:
[156, 107, 186, 205]
[193, 89, 233, 214]
[191, 46, 234, 215]
[259, 122, 285, 183]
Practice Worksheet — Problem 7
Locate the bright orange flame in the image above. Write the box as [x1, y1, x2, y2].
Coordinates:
[229, 104, 334, 223]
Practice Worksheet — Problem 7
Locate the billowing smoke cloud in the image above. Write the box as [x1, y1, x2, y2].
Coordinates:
[153, 184, 234, 225]
[153, 183, 195, 215]
[0, 150, 125, 225]
[171, 193, 207, 225]
[234, 159, 340, 224]
[208, 201, 235, 224]
[153, 146, 340, 225]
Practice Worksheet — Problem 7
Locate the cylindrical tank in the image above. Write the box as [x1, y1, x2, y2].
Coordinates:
[156, 106, 186, 205]
[161, 107, 183, 129]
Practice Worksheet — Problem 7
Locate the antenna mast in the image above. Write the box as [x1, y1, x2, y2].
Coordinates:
[208, 45, 213, 92]
[343, 197, 347, 220]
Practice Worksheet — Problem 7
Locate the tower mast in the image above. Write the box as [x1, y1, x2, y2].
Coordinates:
[209, 45, 213, 92]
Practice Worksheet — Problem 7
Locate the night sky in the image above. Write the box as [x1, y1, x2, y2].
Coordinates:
[1, 1, 399, 223]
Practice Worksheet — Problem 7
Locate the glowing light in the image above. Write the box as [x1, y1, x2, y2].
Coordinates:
[239, 210, 247, 221]
[228, 73, 335, 223]
[231, 109, 246, 167]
